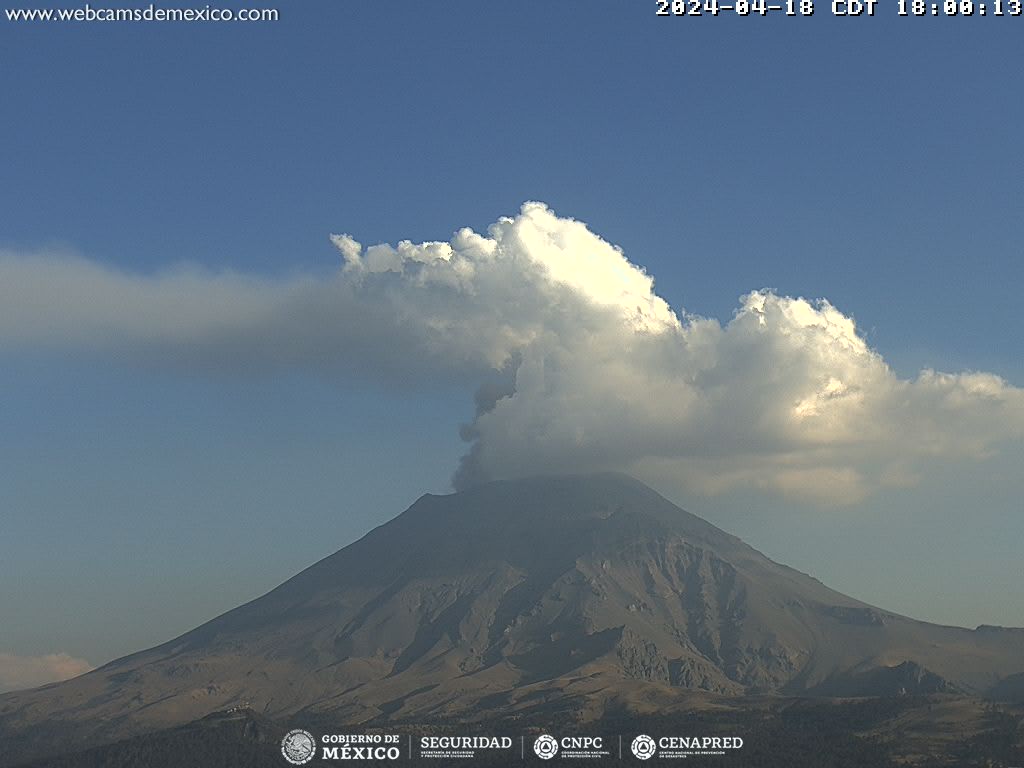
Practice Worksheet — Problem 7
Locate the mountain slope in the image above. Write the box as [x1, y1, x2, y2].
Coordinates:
[2, 473, 1022, 766]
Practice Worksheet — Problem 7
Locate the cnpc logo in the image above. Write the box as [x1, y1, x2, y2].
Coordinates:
[533, 734, 559, 760]
[533, 734, 604, 759]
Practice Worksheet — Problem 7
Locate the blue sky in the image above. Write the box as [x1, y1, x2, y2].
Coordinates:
[2, 2, 1023, 683]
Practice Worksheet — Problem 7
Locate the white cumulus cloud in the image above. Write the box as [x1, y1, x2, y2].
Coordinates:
[2, 202, 1022, 505]
[0, 652, 93, 693]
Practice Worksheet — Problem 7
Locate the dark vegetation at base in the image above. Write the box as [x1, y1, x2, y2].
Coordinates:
[943, 706, 1024, 768]
[19, 711, 287, 768]
[18, 697, 1024, 768]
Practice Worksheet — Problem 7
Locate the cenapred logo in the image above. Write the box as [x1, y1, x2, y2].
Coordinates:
[281, 729, 316, 765]
[533, 734, 559, 760]
[631, 734, 657, 760]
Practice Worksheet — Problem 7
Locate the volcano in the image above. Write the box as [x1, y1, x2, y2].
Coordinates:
[2, 473, 1023, 765]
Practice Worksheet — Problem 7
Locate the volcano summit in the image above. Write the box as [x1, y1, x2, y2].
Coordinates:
[2, 473, 1023, 766]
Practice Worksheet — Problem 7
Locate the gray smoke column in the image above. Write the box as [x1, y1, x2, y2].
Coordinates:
[1, 202, 1022, 505]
